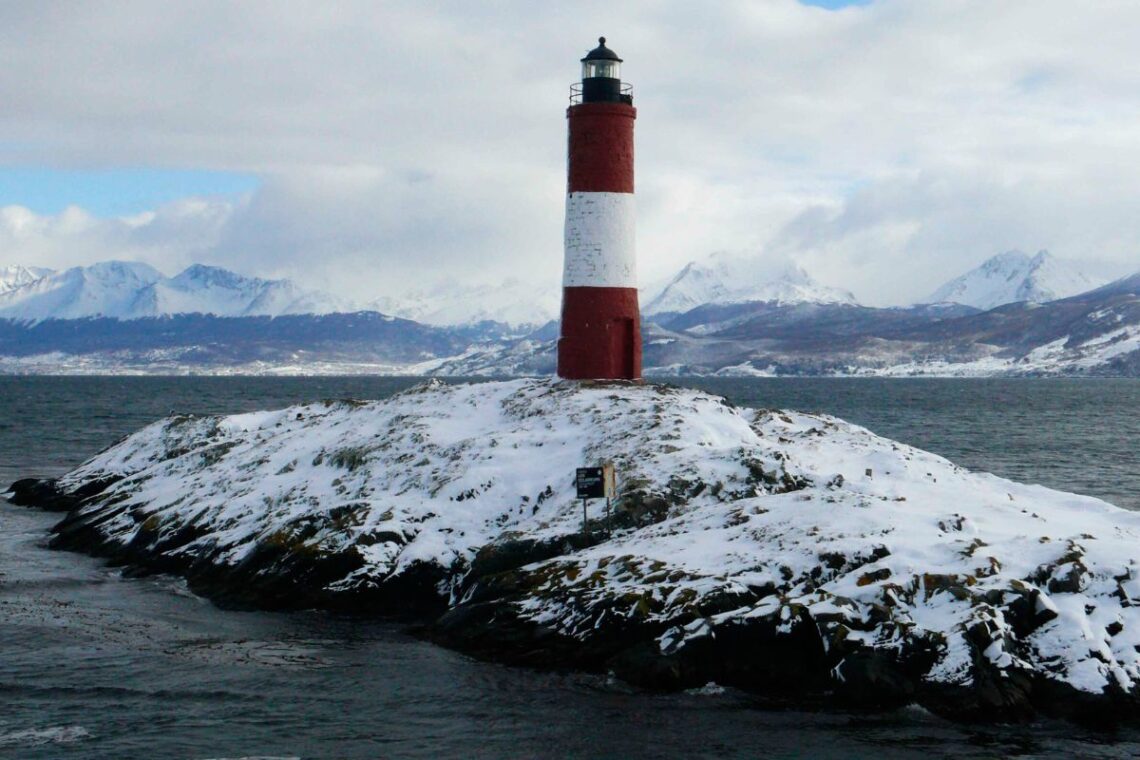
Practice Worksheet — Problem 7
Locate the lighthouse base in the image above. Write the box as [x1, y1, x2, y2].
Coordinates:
[557, 286, 641, 380]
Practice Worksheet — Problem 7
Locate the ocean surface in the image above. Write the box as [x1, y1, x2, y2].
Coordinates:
[1, 376, 1139, 759]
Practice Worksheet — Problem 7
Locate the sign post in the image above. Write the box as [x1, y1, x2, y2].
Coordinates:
[603, 461, 616, 529]
[576, 464, 617, 540]
[576, 467, 604, 540]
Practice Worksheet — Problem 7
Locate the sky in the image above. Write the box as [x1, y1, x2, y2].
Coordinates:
[0, 0, 1137, 306]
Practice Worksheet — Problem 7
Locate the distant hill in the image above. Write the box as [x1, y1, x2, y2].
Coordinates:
[0, 311, 477, 370]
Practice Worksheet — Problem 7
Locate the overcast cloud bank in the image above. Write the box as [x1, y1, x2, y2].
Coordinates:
[1, 1, 1137, 305]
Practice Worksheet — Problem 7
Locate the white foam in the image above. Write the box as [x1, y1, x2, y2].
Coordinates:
[0, 725, 91, 747]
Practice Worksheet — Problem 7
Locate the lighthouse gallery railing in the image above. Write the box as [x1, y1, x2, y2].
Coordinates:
[569, 82, 634, 105]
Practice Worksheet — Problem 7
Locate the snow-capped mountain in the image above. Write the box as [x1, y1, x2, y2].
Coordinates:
[0, 261, 348, 320]
[925, 250, 1103, 310]
[643, 252, 857, 316]
[137, 264, 349, 318]
[0, 265, 53, 295]
[0, 261, 166, 320]
[369, 278, 559, 329]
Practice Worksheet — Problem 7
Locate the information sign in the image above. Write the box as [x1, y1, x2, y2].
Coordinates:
[576, 467, 605, 499]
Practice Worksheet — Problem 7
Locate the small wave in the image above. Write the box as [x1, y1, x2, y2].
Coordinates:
[196, 756, 301, 760]
[0, 725, 91, 747]
[685, 681, 727, 696]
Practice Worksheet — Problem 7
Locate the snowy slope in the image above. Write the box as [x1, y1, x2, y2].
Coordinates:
[20, 378, 1140, 721]
[0, 265, 53, 295]
[926, 250, 1103, 310]
[369, 279, 559, 329]
[644, 253, 856, 316]
[0, 261, 348, 320]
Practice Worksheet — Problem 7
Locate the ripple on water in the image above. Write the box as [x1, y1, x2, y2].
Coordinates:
[169, 638, 338, 669]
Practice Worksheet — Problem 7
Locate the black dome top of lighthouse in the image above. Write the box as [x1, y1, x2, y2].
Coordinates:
[581, 37, 622, 63]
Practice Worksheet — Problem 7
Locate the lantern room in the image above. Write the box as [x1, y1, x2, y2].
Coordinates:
[579, 37, 631, 104]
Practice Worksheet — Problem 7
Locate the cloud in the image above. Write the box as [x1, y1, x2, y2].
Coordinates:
[0, 199, 235, 274]
[1, 1, 1139, 304]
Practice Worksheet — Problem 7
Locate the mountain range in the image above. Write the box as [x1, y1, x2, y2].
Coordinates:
[1, 251, 1137, 376]
[0, 262, 348, 321]
[0, 249, 1099, 326]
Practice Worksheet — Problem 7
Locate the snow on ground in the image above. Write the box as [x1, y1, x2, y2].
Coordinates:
[512, 406, 1140, 696]
[52, 380, 773, 578]
[38, 378, 1140, 700]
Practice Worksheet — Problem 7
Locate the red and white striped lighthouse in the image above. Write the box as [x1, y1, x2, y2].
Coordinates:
[557, 37, 641, 381]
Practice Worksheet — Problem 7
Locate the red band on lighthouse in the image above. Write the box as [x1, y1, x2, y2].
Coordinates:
[566, 103, 636, 194]
[558, 39, 641, 381]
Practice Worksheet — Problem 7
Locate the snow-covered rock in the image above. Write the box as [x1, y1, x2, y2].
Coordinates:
[0, 264, 53, 295]
[926, 250, 1103, 311]
[9, 378, 1140, 722]
[0, 261, 348, 320]
[369, 278, 559, 330]
[644, 253, 856, 316]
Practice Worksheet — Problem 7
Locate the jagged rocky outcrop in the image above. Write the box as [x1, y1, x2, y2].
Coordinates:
[7, 378, 1140, 724]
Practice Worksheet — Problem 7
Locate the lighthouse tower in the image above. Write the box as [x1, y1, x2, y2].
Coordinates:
[557, 37, 641, 381]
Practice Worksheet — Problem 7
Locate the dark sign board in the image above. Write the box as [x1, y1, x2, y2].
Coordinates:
[576, 467, 606, 499]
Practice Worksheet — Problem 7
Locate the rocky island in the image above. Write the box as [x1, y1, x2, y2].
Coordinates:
[7, 378, 1140, 725]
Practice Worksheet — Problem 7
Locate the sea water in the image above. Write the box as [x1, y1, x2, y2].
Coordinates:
[1, 376, 1138, 758]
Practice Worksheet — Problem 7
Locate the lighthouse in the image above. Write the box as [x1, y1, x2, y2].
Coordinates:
[557, 37, 641, 381]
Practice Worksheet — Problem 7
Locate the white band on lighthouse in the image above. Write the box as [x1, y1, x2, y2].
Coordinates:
[562, 192, 637, 288]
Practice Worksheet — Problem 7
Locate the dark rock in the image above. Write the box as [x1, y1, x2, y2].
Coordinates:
[467, 535, 590, 584]
[7, 475, 124, 512]
[1003, 586, 1060, 637]
[1047, 561, 1088, 594]
[610, 610, 832, 699]
[8, 478, 73, 511]
[428, 601, 589, 669]
[833, 651, 915, 709]
[48, 498, 448, 617]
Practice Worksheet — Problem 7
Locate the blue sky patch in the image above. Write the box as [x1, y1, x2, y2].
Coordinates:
[0, 168, 260, 217]
[799, 0, 872, 9]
